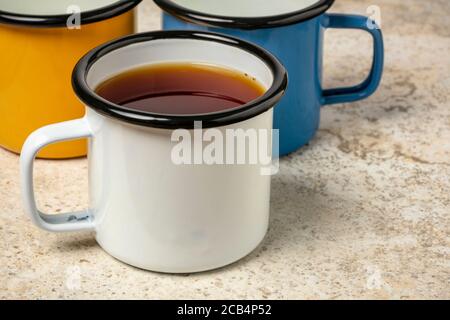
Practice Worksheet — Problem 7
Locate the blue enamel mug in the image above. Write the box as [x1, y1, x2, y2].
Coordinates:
[155, 0, 384, 156]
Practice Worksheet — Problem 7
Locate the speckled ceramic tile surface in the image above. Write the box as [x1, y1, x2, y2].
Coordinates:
[1, 0, 449, 299]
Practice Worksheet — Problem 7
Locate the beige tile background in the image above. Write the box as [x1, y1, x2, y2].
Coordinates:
[1, 0, 449, 299]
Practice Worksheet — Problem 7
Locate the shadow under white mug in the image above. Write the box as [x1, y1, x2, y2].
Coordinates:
[20, 31, 287, 273]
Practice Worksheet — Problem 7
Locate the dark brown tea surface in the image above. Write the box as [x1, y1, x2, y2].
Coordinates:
[95, 63, 266, 115]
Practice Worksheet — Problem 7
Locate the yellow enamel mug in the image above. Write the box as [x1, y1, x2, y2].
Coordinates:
[0, 0, 141, 158]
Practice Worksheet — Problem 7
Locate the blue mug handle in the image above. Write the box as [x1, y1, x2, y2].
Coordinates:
[321, 14, 384, 105]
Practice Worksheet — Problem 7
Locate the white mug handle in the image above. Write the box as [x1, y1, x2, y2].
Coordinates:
[20, 118, 95, 232]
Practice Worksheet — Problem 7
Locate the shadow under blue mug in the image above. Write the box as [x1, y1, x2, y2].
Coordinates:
[155, 0, 384, 156]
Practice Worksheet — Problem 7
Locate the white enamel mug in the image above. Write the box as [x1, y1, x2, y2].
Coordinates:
[20, 31, 287, 273]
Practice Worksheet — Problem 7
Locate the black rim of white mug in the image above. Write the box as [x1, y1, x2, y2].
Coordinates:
[72, 30, 288, 129]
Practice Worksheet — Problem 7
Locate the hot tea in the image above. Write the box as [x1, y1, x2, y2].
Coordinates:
[95, 63, 266, 115]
